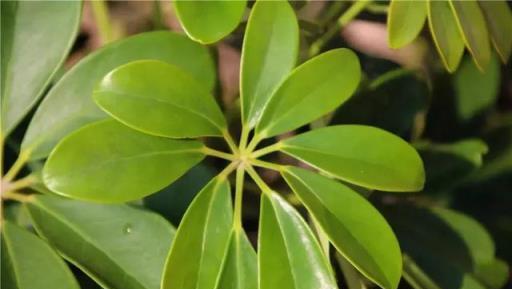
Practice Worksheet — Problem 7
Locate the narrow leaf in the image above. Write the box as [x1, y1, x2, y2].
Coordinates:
[259, 193, 337, 289]
[174, 0, 246, 44]
[281, 125, 425, 192]
[1, 221, 79, 289]
[43, 119, 204, 202]
[283, 167, 402, 289]
[449, 0, 491, 71]
[1, 0, 81, 136]
[26, 195, 175, 289]
[478, 0, 512, 63]
[162, 177, 233, 289]
[94, 60, 226, 138]
[387, 0, 427, 48]
[22, 31, 215, 160]
[256, 49, 361, 138]
[427, 0, 465, 72]
[240, 0, 299, 128]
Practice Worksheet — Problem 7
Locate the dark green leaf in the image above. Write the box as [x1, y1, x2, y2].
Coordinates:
[256, 49, 361, 138]
[1, 0, 81, 136]
[427, 0, 465, 72]
[283, 167, 401, 289]
[22, 31, 215, 160]
[43, 119, 204, 202]
[387, 0, 427, 48]
[1, 221, 79, 289]
[473, 259, 509, 289]
[281, 125, 425, 192]
[479, 0, 512, 63]
[94, 60, 226, 138]
[26, 194, 175, 289]
[162, 177, 233, 289]
[240, 0, 299, 128]
[174, 0, 246, 44]
[259, 193, 337, 289]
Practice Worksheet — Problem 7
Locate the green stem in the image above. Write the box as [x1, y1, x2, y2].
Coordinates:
[3, 150, 31, 182]
[233, 167, 245, 230]
[3, 174, 36, 194]
[0, 135, 4, 177]
[251, 142, 282, 158]
[249, 159, 284, 172]
[201, 146, 236, 161]
[246, 132, 264, 153]
[239, 126, 250, 152]
[218, 161, 239, 180]
[91, 0, 113, 45]
[222, 130, 239, 154]
[1, 191, 33, 203]
[245, 165, 272, 194]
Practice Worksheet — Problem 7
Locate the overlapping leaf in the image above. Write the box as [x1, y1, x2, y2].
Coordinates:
[479, 0, 512, 63]
[387, 0, 427, 48]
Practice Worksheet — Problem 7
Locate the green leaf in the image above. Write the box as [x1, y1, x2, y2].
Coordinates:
[283, 167, 401, 289]
[216, 230, 258, 289]
[1, 221, 79, 289]
[281, 125, 425, 192]
[387, 0, 427, 48]
[449, 0, 491, 71]
[21, 31, 215, 160]
[240, 0, 299, 128]
[162, 177, 233, 289]
[1, 0, 81, 136]
[427, 0, 465, 72]
[94, 60, 226, 138]
[25, 194, 175, 289]
[473, 259, 509, 289]
[174, 0, 246, 44]
[479, 0, 512, 63]
[43, 119, 204, 202]
[259, 193, 337, 289]
[256, 49, 361, 138]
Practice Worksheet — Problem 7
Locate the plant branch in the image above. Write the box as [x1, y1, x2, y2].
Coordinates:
[233, 167, 245, 230]
[1, 191, 34, 203]
[246, 132, 264, 153]
[3, 150, 31, 182]
[222, 130, 239, 154]
[2, 174, 37, 194]
[201, 146, 236, 161]
[239, 126, 250, 151]
[251, 142, 282, 158]
[245, 165, 272, 194]
[218, 161, 239, 180]
[249, 159, 284, 172]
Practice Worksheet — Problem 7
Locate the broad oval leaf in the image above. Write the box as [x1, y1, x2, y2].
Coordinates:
[216, 229, 257, 289]
[449, 0, 491, 71]
[43, 119, 205, 202]
[1, 0, 81, 136]
[240, 0, 299, 128]
[94, 60, 226, 138]
[387, 0, 427, 48]
[427, 0, 465, 72]
[478, 0, 512, 63]
[25, 194, 175, 289]
[280, 125, 425, 192]
[1, 221, 79, 289]
[259, 193, 337, 289]
[174, 0, 246, 44]
[256, 49, 361, 138]
[282, 167, 401, 289]
[162, 177, 233, 289]
[22, 31, 215, 160]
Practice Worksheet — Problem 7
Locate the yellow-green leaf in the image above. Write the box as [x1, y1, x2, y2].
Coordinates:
[388, 0, 427, 48]
[478, 0, 512, 63]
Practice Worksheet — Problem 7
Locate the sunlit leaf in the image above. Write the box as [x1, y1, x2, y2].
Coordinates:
[473, 258, 509, 289]
[388, 0, 427, 48]
[479, 0, 512, 63]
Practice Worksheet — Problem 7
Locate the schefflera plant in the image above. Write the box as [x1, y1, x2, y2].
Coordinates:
[44, 2, 425, 289]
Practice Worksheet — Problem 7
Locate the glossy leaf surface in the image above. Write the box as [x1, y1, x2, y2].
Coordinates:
[94, 60, 226, 138]
[427, 0, 465, 72]
[387, 0, 427, 48]
[162, 178, 232, 289]
[281, 125, 425, 192]
[22, 31, 215, 160]
[1, 221, 79, 289]
[1, 0, 81, 136]
[479, 0, 512, 62]
[259, 193, 337, 289]
[174, 0, 246, 44]
[216, 230, 258, 289]
[43, 120, 204, 202]
[283, 167, 401, 289]
[256, 49, 360, 138]
[449, 0, 491, 70]
[26, 195, 175, 289]
[240, 0, 299, 128]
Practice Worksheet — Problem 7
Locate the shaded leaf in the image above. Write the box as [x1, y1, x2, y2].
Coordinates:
[43, 119, 204, 202]
[283, 167, 401, 289]
[94, 60, 226, 138]
[479, 0, 512, 63]
[162, 177, 233, 289]
[256, 49, 361, 138]
[26, 194, 175, 289]
[387, 0, 427, 48]
[1, 0, 81, 136]
[22, 31, 215, 160]
[473, 259, 509, 289]
[174, 0, 246, 44]
[1, 221, 79, 289]
[259, 193, 337, 289]
[281, 125, 425, 192]
[240, 0, 299, 128]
